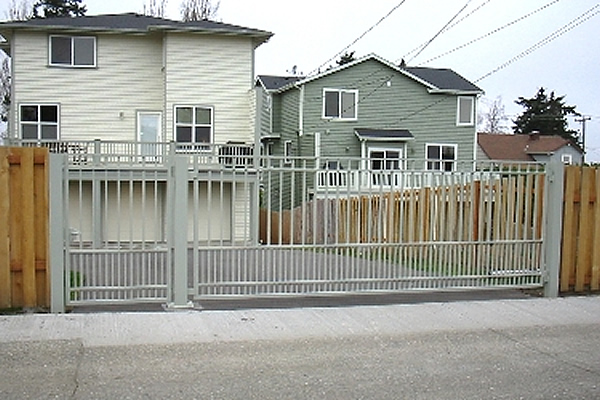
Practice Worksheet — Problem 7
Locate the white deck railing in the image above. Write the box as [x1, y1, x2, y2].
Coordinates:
[9, 139, 255, 168]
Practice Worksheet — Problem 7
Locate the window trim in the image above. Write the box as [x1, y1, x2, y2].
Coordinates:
[49, 35, 97, 68]
[322, 88, 358, 120]
[368, 146, 405, 171]
[174, 105, 214, 149]
[19, 103, 60, 141]
[456, 96, 474, 126]
[425, 143, 457, 172]
[561, 154, 573, 165]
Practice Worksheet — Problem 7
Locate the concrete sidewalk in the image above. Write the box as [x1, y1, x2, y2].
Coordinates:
[1, 296, 599, 347]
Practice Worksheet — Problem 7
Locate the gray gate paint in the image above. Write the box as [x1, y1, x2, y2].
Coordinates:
[49, 153, 564, 313]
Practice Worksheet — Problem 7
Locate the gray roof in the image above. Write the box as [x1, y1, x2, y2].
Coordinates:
[0, 13, 272, 43]
[355, 129, 414, 141]
[256, 75, 304, 91]
[271, 54, 482, 95]
[404, 67, 482, 93]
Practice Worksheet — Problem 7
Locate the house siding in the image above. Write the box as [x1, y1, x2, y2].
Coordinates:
[12, 31, 164, 141]
[164, 33, 254, 144]
[301, 60, 476, 162]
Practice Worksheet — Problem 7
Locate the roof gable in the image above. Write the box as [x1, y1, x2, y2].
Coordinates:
[273, 54, 483, 94]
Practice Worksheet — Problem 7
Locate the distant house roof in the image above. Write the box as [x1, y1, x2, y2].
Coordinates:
[267, 54, 483, 95]
[355, 129, 414, 141]
[478, 133, 582, 161]
[256, 75, 304, 91]
[0, 13, 273, 45]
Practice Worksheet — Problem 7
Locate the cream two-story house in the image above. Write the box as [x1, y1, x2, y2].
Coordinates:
[0, 13, 272, 243]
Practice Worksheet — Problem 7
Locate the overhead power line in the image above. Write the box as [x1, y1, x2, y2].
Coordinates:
[418, 0, 562, 66]
[307, 0, 409, 77]
[475, 4, 600, 83]
[401, 0, 493, 62]
[406, 0, 473, 64]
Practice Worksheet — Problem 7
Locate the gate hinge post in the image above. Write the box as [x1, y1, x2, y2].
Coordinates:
[169, 156, 192, 308]
[49, 153, 66, 313]
[542, 158, 565, 298]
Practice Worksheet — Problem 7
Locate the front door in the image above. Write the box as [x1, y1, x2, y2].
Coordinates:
[138, 112, 162, 158]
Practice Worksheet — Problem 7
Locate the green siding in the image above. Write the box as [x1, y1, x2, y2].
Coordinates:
[277, 59, 477, 163]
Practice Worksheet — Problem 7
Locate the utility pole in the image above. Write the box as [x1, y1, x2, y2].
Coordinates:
[575, 115, 591, 163]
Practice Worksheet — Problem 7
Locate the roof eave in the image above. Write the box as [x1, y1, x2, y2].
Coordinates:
[427, 89, 484, 95]
[356, 136, 415, 142]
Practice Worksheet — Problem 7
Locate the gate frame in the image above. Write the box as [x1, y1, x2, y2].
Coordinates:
[542, 158, 565, 297]
[48, 154, 566, 313]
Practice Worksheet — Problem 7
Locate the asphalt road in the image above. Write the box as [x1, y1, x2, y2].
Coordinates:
[1, 297, 599, 399]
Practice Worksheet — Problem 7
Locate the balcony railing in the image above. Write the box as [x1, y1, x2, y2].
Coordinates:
[8, 139, 255, 168]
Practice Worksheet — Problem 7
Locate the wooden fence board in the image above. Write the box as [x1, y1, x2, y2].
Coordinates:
[560, 166, 600, 293]
[0, 148, 10, 308]
[592, 170, 600, 291]
[0, 147, 49, 309]
[561, 167, 579, 292]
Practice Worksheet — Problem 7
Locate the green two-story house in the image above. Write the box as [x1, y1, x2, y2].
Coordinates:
[255, 54, 483, 203]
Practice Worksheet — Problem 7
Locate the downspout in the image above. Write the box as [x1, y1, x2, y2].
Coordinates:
[162, 32, 168, 142]
[473, 93, 481, 170]
[298, 84, 304, 138]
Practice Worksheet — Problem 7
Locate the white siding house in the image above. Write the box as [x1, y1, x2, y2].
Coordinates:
[0, 13, 272, 244]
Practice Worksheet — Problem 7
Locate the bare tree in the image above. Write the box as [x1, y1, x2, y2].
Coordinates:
[4, 0, 34, 20]
[0, 57, 10, 138]
[143, 0, 168, 17]
[480, 96, 508, 134]
[180, 0, 219, 21]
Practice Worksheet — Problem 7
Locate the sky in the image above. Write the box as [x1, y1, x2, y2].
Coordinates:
[2, 0, 600, 161]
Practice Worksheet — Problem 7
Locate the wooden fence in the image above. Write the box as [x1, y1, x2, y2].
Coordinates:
[261, 174, 545, 245]
[561, 166, 600, 293]
[0, 147, 49, 309]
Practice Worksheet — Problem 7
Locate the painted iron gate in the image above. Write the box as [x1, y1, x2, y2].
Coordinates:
[48, 149, 564, 312]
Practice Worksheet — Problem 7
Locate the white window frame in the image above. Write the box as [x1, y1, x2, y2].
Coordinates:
[456, 96, 474, 126]
[561, 154, 573, 165]
[426, 143, 457, 172]
[322, 88, 358, 120]
[19, 104, 60, 141]
[368, 146, 405, 171]
[174, 105, 214, 150]
[49, 35, 97, 67]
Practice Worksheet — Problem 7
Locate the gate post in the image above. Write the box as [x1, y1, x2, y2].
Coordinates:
[167, 156, 193, 309]
[543, 158, 565, 297]
[49, 154, 66, 313]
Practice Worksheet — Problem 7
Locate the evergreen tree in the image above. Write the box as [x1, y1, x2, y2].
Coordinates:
[33, 0, 86, 18]
[513, 87, 580, 141]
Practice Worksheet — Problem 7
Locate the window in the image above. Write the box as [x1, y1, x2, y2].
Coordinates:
[175, 106, 213, 149]
[457, 96, 474, 126]
[50, 35, 96, 67]
[284, 140, 292, 164]
[426, 144, 457, 171]
[561, 154, 573, 165]
[323, 89, 357, 120]
[20, 104, 59, 140]
[369, 148, 403, 170]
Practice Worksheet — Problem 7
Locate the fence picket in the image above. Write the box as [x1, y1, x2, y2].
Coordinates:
[0, 148, 10, 308]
